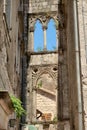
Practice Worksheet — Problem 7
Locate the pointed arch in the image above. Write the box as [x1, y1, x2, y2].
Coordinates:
[34, 20, 44, 52]
[46, 19, 56, 51]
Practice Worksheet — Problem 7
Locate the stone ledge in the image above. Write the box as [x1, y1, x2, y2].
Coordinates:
[26, 50, 58, 56]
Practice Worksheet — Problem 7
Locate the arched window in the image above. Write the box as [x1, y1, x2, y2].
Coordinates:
[36, 72, 57, 121]
[47, 19, 56, 51]
[34, 20, 44, 52]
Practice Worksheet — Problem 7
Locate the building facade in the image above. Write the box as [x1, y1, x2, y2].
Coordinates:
[22, 0, 87, 130]
[0, 0, 24, 129]
[0, 0, 87, 130]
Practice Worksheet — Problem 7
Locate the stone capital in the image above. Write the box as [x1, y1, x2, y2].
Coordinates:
[30, 26, 35, 32]
[43, 25, 47, 30]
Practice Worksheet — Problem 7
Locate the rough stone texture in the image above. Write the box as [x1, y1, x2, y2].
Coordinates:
[26, 52, 58, 130]
[29, 0, 58, 13]
[27, 0, 69, 130]
[37, 92, 57, 120]
[0, 0, 22, 93]
[29, 53, 58, 65]
[77, 0, 87, 129]
[0, 0, 87, 130]
[0, 0, 13, 92]
[27, 1, 59, 124]
[65, 0, 87, 130]
[0, 105, 8, 129]
[65, 0, 84, 130]
[0, 0, 23, 129]
[27, 0, 87, 129]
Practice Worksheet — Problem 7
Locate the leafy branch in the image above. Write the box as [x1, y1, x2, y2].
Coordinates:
[10, 95, 26, 118]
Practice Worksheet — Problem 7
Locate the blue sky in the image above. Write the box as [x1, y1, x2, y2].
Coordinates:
[34, 19, 56, 51]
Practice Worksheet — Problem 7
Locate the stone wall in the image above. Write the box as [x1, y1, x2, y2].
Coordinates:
[37, 92, 56, 120]
[0, 0, 23, 95]
[27, 0, 87, 130]
[0, 105, 8, 129]
[0, 0, 23, 129]
[66, 0, 83, 129]
[29, 0, 58, 13]
[66, 0, 87, 129]
[29, 52, 58, 65]
[0, 0, 12, 92]
[26, 52, 58, 125]
[77, 0, 87, 129]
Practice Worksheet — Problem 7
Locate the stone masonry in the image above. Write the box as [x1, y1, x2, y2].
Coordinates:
[29, 0, 58, 13]
[25, 0, 59, 130]
[78, 0, 87, 129]
[0, 0, 24, 129]
[24, 0, 73, 130]
[26, 0, 87, 130]
[0, 0, 87, 130]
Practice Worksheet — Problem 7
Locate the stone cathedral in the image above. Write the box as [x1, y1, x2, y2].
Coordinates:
[0, 0, 87, 130]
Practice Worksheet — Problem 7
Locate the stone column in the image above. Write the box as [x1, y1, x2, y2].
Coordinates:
[32, 88, 37, 121]
[43, 26, 47, 50]
[28, 27, 34, 52]
[56, 27, 59, 50]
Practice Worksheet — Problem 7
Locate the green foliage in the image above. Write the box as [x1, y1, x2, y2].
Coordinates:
[53, 116, 57, 122]
[10, 95, 26, 118]
[37, 80, 42, 88]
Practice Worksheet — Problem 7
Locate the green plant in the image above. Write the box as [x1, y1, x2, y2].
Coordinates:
[53, 116, 57, 122]
[10, 95, 26, 118]
[37, 80, 42, 88]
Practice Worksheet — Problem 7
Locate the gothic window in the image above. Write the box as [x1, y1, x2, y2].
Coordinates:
[36, 73, 57, 121]
[47, 19, 56, 51]
[34, 20, 44, 52]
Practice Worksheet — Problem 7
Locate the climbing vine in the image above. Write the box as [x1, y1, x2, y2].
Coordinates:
[10, 95, 26, 118]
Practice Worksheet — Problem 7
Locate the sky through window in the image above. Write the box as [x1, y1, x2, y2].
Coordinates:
[34, 19, 56, 51]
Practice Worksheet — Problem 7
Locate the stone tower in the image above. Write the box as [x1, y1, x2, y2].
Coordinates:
[25, 0, 59, 130]
[23, 0, 85, 130]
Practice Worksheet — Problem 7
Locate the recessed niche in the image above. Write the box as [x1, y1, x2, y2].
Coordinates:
[33, 68, 38, 73]
[36, 72, 57, 121]
[53, 67, 57, 71]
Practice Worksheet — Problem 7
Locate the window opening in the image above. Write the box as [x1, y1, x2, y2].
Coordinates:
[36, 73, 57, 122]
[34, 20, 44, 52]
[47, 19, 56, 51]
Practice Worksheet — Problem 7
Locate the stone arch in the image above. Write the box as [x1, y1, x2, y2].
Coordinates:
[35, 70, 57, 89]
[45, 14, 59, 28]
[34, 18, 43, 26]
[46, 17, 58, 28]
[36, 70, 58, 121]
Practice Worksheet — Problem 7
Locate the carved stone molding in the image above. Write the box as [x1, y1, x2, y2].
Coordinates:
[30, 65, 58, 89]
[28, 13, 59, 29]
